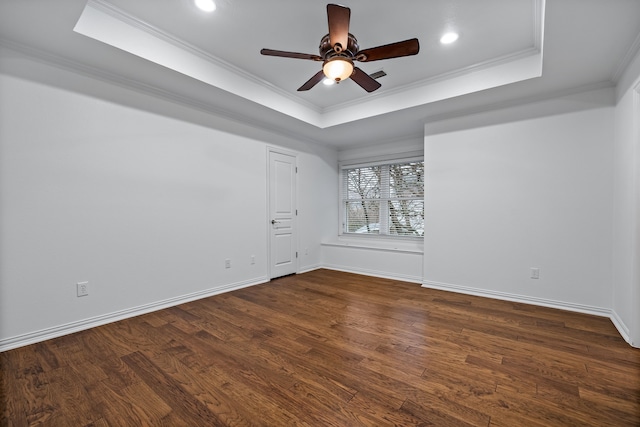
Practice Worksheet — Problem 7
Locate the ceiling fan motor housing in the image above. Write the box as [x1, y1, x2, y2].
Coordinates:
[319, 33, 359, 60]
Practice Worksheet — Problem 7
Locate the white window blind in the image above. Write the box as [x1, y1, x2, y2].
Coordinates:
[342, 160, 424, 237]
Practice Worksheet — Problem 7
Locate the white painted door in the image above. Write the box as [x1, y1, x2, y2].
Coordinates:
[269, 150, 297, 279]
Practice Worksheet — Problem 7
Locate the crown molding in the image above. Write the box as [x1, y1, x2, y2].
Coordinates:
[321, 0, 546, 114]
[87, 0, 321, 114]
[318, 0, 546, 127]
[74, 0, 546, 130]
[422, 80, 615, 135]
[0, 39, 326, 148]
[323, 47, 541, 115]
[323, 0, 546, 114]
[612, 31, 640, 83]
[533, 0, 546, 51]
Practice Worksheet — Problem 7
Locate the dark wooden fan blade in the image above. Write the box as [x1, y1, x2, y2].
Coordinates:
[327, 4, 350, 52]
[350, 67, 381, 92]
[297, 70, 326, 91]
[261, 49, 323, 61]
[357, 38, 420, 62]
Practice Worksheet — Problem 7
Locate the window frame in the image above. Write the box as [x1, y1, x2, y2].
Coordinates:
[339, 152, 424, 240]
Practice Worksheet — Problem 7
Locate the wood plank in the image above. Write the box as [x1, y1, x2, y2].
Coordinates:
[2, 269, 639, 426]
[121, 351, 226, 426]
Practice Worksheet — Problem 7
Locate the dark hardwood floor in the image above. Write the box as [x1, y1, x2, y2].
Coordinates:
[2, 269, 639, 426]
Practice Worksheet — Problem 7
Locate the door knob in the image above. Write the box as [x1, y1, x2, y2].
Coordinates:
[271, 219, 279, 224]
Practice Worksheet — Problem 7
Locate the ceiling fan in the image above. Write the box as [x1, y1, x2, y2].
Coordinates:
[260, 4, 420, 93]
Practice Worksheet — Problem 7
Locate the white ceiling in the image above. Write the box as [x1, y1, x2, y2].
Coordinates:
[1, 0, 640, 149]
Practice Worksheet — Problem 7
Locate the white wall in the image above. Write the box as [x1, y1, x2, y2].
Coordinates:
[322, 243, 423, 283]
[612, 53, 640, 346]
[297, 144, 339, 272]
[0, 67, 337, 350]
[612, 86, 637, 343]
[423, 99, 614, 315]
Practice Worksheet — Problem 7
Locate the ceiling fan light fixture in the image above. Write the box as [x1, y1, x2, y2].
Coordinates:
[323, 57, 354, 82]
[261, 4, 419, 92]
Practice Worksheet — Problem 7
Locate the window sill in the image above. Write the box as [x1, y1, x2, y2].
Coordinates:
[322, 237, 424, 255]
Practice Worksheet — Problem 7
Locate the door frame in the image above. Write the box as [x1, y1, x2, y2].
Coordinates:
[266, 147, 299, 279]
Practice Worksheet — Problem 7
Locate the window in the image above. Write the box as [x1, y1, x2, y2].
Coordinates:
[342, 158, 424, 237]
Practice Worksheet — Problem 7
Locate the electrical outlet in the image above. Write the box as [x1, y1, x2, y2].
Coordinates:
[77, 281, 89, 297]
[225, 259, 231, 269]
[251, 255, 255, 265]
[530, 268, 540, 279]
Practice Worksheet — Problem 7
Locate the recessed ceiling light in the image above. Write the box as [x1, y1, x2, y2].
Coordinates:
[440, 32, 459, 44]
[195, 0, 216, 12]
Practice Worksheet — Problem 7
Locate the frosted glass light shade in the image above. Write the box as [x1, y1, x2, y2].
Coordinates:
[323, 58, 354, 82]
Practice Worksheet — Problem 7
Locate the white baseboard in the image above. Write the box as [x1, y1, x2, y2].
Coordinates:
[323, 264, 423, 284]
[422, 279, 611, 317]
[609, 309, 637, 348]
[298, 264, 322, 274]
[422, 279, 640, 348]
[3, 272, 636, 351]
[0, 275, 269, 352]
